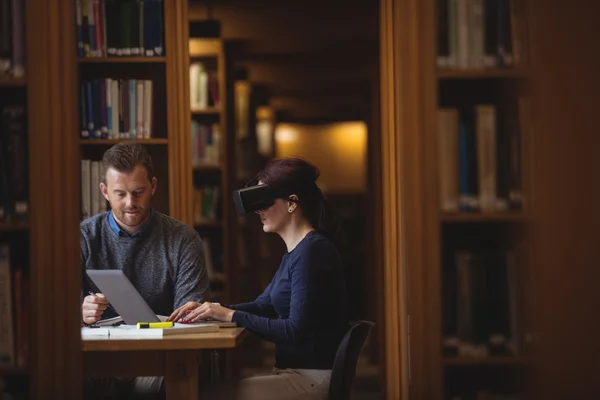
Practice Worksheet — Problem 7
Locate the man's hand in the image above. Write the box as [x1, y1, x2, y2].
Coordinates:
[81, 293, 109, 325]
[167, 301, 202, 322]
[181, 302, 234, 323]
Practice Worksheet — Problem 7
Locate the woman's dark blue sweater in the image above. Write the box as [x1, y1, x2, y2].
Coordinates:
[230, 230, 349, 370]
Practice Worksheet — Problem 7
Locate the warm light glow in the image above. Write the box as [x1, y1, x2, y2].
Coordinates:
[189, 39, 220, 56]
[274, 121, 367, 193]
[274, 127, 297, 144]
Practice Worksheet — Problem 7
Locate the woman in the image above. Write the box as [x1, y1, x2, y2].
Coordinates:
[168, 157, 349, 399]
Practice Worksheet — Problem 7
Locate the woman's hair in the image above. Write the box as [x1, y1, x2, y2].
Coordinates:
[256, 157, 346, 248]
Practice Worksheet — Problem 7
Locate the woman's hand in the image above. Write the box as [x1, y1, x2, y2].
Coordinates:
[167, 301, 202, 322]
[182, 302, 235, 323]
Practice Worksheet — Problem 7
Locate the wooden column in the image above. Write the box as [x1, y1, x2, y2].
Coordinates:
[380, 0, 439, 398]
[379, 0, 408, 398]
[26, 0, 81, 398]
[165, 0, 193, 225]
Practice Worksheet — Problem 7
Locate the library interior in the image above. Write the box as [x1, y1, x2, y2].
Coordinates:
[0, 0, 599, 399]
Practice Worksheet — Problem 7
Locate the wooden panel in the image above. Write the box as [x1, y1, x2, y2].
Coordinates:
[525, 0, 600, 398]
[419, 0, 443, 398]
[26, 0, 81, 398]
[164, 0, 191, 223]
[379, 0, 408, 398]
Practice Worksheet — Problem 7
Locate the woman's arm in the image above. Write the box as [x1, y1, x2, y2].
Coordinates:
[227, 280, 276, 318]
[231, 247, 331, 346]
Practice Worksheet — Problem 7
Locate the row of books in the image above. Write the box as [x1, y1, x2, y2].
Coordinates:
[0, 0, 25, 77]
[442, 249, 519, 358]
[79, 78, 154, 140]
[436, 98, 529, 213]
[191, 121, 222, 167]
[437, 0, 523, 69]
[0, 106, 28, 223]
[75, 0, 164, 58]
[0, 244, 28, 368]
[193, 186, 221, 226]
[190, 62, 220, 110]
[81, 159, 108, 220]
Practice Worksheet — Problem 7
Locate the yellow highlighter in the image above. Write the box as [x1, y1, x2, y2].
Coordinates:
[137, 321, 174, 329]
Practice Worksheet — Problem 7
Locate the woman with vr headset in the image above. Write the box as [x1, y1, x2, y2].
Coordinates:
[168, 157, 349, 399]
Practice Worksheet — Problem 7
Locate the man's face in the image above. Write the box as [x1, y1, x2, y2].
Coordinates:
[99, 165, 157, 233]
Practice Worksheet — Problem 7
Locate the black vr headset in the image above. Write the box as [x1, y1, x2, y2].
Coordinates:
[232, 184, 277, 216]
[232, 174, 299, 216]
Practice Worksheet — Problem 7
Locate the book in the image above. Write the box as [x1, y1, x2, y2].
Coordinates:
[81, 321, 221, 339]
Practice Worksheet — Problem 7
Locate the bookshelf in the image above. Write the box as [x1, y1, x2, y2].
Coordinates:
[74, 0, 174, 220]
[433, 0, 533, 398]
[0, 0, 30, 397]
[187, 35, 238, 304]
[380, 0, 534, 398]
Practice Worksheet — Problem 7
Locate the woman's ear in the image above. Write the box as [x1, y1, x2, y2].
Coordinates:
[287, 195, 299, 213]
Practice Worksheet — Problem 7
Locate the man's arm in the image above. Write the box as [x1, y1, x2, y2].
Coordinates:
[173, 233, 210, 308]
[80, 228, 110, 324]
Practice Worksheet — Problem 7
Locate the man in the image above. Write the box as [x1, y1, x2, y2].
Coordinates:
[80, 142, 209, 398]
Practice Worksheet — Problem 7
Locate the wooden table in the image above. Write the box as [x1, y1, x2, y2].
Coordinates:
[82, 328, 248, 399]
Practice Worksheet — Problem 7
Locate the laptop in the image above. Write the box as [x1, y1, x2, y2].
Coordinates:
[86, 269, 161, 325]
[86, 269, 237, 328]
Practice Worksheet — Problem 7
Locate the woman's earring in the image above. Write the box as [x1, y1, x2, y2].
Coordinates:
[288, 207, 294, 213]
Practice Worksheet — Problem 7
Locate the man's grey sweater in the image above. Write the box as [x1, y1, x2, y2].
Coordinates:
[80, 210, 209, 317]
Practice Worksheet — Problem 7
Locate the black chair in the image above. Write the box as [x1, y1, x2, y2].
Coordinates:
[328, 320, 375, 400]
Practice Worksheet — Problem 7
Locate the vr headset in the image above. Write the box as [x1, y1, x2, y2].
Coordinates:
[232, 184, 278, 216]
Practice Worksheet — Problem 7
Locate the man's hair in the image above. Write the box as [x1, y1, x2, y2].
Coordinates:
[101, 142, 155, 183]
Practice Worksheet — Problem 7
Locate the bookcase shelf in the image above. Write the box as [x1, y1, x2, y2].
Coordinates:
[440, 212, 529, 222]
[0, 77, 27, 87]
[0, 222, 29, 231]
[444, 357, 527, 366]
[79, 139, 168, 145]
[192, 107, 221, 115]
[76, 57, 166, 64]
[0, 365, 29, 375]
[438, 68, 530, 79]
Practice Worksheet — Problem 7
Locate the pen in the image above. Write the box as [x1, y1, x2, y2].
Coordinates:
[137, 321, 174, 329]
[88, 291, 117, 313]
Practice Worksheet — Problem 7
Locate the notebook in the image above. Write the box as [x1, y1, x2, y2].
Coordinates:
[81, 321, 220, 339]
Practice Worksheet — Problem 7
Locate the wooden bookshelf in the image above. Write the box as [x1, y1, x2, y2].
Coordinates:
[438, 68, 530, 79]
[431, 1, 532, 399]
[187, 36, 239, 303]
[380, 0, 535, 398]
[79, 138, 169, 145]
[0, 1, 30, 395]
[76, 56, 166, 63]
[74, 2, 175, 218]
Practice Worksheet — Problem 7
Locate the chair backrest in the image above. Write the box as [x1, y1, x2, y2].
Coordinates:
[328, 320, 375, 400]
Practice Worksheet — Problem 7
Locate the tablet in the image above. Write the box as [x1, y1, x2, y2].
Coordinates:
[86, 269, 161, 325]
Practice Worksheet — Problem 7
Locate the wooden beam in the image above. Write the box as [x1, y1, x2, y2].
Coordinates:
[27, 0, 81, 398]
[380, 0, 405, 397]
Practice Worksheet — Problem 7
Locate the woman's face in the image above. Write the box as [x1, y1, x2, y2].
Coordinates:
[255, 180, 292, 234]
